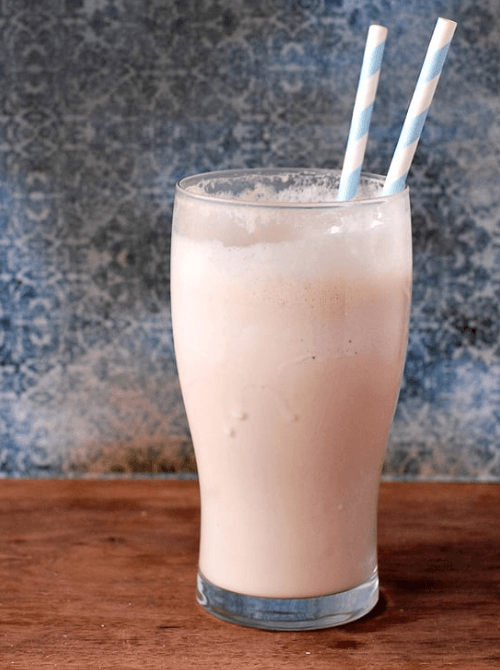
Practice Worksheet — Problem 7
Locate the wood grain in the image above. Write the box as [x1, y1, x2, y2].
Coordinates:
[0, 480, 499, 669]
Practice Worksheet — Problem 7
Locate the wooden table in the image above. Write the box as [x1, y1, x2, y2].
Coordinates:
[0, 480, 498, 669]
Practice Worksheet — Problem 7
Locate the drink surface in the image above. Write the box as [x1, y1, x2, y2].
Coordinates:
[171, 172, 411, 598]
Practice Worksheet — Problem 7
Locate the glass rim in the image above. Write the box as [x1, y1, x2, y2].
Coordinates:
[175, 167, 409, 209]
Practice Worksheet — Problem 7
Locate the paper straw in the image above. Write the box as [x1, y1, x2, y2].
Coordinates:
[381, 17, 457, 196]
[337, 24, 388, 201]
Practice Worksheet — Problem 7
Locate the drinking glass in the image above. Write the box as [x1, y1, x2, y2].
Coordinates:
[171, 168, 411, 630]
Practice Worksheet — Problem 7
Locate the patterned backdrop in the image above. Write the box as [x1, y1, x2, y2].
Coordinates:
[0, 0, 499, 479]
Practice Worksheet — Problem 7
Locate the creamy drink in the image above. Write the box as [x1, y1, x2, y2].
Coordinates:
[171, 168, 412, 629]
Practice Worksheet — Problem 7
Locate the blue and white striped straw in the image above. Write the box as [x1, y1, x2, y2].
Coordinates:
[337, 24, 388, 202]
[381, 17, 457, 196]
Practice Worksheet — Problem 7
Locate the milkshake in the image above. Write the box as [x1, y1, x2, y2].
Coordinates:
[171, 168, 412, 629]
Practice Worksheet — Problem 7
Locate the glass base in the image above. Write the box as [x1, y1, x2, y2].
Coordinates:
[196, 569, 379, 631]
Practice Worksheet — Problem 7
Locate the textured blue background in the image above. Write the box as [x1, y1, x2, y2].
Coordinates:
[0, 0, 498, 479]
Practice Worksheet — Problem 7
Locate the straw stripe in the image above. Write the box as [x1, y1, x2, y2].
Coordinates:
[337, 24, 388, 202]
[349, 103, 375, 143]
[384, 173, 408, 196]
[397, 109, 429, 149]
[361, 39, 386, 79]
[420, 42, 453, 83]
[381, 17, 457, 196]
[339, 166, 363, 203]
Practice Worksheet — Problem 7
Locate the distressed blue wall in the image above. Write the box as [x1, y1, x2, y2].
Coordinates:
[0, 0, 499, 479]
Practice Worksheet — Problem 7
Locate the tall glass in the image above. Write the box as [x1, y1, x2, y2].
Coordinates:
[171, 168, 411, 630]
